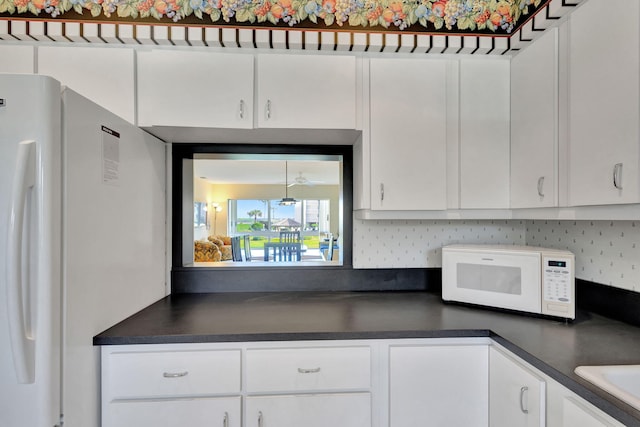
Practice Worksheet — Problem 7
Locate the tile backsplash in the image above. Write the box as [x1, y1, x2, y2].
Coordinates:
[527, 220, 639, 292]
[352, 219, 526, 269]
[352, 218, 639, 293]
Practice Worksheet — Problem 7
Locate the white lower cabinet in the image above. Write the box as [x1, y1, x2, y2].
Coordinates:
[545, 375, 625, 427]
[107, 397, 240, 427]
[244, 345, 372, 427]
[245, 346, 371, 393]
[101, 339, 629, 427]
[245, 393, 371, 427]
[489, 346, 545, 427]
[101, 345, 242, 427]
[389, 343, 488, 427]
[562, 397, 620, 427]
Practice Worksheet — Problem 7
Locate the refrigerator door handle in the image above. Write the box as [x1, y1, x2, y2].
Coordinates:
[6, 139, 37, 384]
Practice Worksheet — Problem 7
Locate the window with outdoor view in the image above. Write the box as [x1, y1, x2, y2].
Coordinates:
[230, 199, 332, 261]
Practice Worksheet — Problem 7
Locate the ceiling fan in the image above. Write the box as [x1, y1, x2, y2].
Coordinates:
[288, 172, 323, 187]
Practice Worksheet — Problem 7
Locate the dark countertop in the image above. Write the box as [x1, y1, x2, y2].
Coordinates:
[95, 291, 640, 426]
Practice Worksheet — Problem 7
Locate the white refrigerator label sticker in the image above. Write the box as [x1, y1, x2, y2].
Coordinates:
[101, 125, 120, 186]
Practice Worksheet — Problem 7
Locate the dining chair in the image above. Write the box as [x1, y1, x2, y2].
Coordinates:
[243, 235, 252, 261]
[279, 231, 301, 243]
[324, 233, 335, 261]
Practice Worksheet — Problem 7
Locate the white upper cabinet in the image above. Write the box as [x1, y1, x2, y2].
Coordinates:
[368, 58, 449, 211]
[137, 50, 254, 129]
[137, 52, 355, 130]
[459, 59, 510, 209]
[256, 54, 356, 129]
[567, 0, 640, 206]
[510, 29, 558, 209]
[38, 46, 136, 124]
[0, 45, 35, 74]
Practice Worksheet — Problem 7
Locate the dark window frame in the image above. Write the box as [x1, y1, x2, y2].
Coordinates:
[171, 143, 353, 271]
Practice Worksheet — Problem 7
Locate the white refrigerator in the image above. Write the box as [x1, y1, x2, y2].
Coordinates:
[0, 74, 167, 427]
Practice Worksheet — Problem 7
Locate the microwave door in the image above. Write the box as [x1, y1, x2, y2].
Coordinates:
[443, 251, 542, 315]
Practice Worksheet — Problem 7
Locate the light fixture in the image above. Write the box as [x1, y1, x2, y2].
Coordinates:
[279, 161, 297, 206]
[211, 202, 222, 234]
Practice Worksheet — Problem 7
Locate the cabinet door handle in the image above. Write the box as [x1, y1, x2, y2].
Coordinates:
[380, 183, 384, 202]
[265, 100, 271, 120]
[258, 411, 263, 427]
[519, 386, 529, 414]
[613, 163, 623, 189]
[223, 411, 229, 427]
[537, 176, 545, 198]
[162, 371, 188, 378]
[297, 367, 321, 374]
[239, 100, 245, 119]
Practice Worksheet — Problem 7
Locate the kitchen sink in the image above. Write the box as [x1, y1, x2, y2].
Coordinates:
[575, 365, 640, 411]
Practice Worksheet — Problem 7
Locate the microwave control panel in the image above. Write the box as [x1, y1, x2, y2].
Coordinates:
[542, 256, 574, 304]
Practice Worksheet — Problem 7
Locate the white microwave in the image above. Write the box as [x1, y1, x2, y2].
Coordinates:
[442, 244, 575, 320]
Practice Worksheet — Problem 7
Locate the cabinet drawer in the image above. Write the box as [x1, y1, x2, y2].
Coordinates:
[106, 349, 241, 400]
[245, 393, 371, 427]
[106, 396, 241, 427]
[246, 346, 371, 392]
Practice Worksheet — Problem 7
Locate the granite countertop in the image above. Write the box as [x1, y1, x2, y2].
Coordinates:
[95, 291, 640, 426]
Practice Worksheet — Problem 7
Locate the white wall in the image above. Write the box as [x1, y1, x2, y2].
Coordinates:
[352, 218, 640, 293]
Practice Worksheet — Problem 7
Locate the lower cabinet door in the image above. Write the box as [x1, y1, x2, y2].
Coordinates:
[490, 347, 545, 427]
[246, 393, 371, 427]
[106, 396, 240, 427]
[389, 344, 489, 427]
[563, 397, 622, 427]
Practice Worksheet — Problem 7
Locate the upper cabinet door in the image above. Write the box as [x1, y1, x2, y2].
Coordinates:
[567, 0, 640, 206]
[369, 58, 448, 211]
[38, 46, 136, 124]
[0, 45, 35, 74]
[256, 54, 356, 129]
[510, 29, 558, 209]
[137, 51, 254, 129]
[459, 59, 510, 209]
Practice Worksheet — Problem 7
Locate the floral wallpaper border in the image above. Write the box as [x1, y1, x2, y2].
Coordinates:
[0, 0, 547, 35]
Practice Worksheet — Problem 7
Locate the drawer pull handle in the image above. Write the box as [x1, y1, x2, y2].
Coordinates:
[162, 371, 188, 378]
[537, 176, 545, 198]
[258, 411, 263, 427]
[613, 163, 623, 189]
[519, 386, 529, 414]
[223, 411, 229, 427]
[297, 367, 321, 374]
